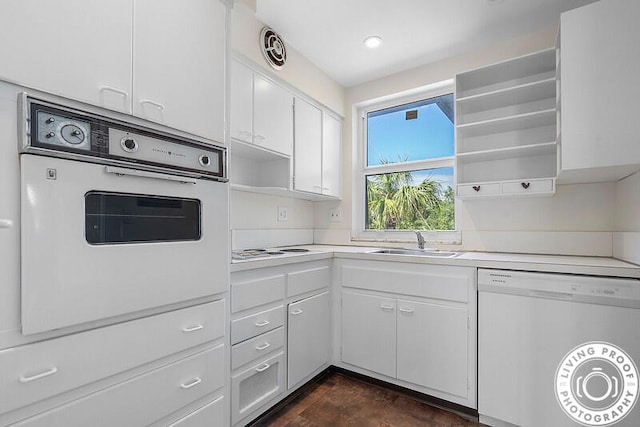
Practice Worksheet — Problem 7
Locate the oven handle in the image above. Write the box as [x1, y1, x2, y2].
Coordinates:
[105, 166, 197, 185]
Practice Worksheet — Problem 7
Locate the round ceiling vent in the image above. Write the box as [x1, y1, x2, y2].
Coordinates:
[260, 26, 287, 70]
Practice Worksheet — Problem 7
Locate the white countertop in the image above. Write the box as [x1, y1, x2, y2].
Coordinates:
[230, 244, 640, 278]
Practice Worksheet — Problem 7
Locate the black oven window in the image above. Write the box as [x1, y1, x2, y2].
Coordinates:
[85, 192, 201, 244]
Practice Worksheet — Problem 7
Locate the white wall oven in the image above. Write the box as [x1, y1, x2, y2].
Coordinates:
[18, 92, 229, 335]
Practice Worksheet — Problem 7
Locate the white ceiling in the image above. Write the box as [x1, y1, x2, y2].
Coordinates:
[256, 0, 597, 87]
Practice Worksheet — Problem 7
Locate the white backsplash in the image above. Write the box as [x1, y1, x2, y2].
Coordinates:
[232, 229, 314, 250]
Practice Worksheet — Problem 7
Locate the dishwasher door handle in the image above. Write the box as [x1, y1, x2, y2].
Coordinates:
[528, 290, 575, 300]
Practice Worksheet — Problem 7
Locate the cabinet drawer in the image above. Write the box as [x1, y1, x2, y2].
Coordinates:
[232, 327, 285, 370]
[288, 266, 330, 298]
[15, 344, 225, 427]
[341, 263, 470, 302]
[457, 183, 501, 197]
[231, 305, 284, 345]
[164, 395, 226, 427]
[502, 178, 554, 194]
[231, 351, 285, 425]
[0, 300, 224, 414]
[231, 274, 285, 313]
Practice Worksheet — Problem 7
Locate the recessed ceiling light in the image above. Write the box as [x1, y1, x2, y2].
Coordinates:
[363, 36, 383, 49]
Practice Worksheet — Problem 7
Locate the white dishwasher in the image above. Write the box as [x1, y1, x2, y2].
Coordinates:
[478, 269, 640, 427]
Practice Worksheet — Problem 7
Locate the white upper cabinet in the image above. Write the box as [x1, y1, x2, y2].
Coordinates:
[293, 97, 322, 193]
[321, 112, 342, 198]
[133, 0, 226, 142]
[0, 0, 227, 141]
[558, 0, 640, 183]
[230, 58, 341, 200]
[230, 60, 293, 156]
[253, 74, 293, 156]
[0, 0, 133, 114]
[293, 101, 342, 198]
[230, 60, 254, 144]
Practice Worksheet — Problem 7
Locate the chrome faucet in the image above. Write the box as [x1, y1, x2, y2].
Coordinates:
[414, 231, 425, 249]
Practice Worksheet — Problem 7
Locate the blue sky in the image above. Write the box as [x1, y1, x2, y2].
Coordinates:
[367, 101, 455, 190]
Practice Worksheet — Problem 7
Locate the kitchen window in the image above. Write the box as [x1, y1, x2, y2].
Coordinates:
[353, 81, 460, 243]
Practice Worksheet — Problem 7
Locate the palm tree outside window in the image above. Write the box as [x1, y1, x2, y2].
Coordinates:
[364, 93, 455, 232]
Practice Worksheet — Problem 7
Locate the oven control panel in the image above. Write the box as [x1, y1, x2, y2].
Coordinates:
[22, 95, 226, 181]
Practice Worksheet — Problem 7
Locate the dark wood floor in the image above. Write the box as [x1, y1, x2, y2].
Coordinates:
[252, 373, 485, 427]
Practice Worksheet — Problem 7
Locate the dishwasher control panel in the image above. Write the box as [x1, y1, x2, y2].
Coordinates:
[478, 269, 640, 307]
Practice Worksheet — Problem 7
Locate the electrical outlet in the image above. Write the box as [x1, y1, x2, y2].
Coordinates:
[329, 208, 341, 222]
[277, 206, 288, 222]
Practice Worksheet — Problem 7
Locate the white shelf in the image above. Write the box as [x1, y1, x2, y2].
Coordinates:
[457, 141, 557, 164]
[229, 138, 290, 162]
[456, 77, 556, 120]
[455, 48, 558, 196]
[456, 49, 556, 98]
[457, 108, 556, 138]
[230, 183, 338, 201]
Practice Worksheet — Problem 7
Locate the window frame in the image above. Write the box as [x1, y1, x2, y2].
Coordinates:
[352, 80, 461, 244]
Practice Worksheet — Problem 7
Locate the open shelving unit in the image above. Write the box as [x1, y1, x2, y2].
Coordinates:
[455, 48, 557, 198]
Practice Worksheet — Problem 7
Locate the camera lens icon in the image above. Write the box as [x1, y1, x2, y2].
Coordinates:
[576, 368, 619, 402]
[572, 361, 623, 410]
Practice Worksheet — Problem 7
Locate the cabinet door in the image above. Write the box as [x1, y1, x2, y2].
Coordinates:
[322, 113, 342, 197]
[230, 61, 254, 143]
[560, 0, 640, 176]
[341, 291, 396, 378]
[287, 292, 330, 389]
[397, 299, 468, 398]
[133, 0, 226, 142]
[253, 74, 293, 156]
[293, 98, 322, 193]
[0, 0, 132, 113]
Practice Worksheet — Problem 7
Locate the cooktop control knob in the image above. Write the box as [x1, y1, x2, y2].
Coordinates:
[120, 137, 138, 153]
[199, 154, 211, 166]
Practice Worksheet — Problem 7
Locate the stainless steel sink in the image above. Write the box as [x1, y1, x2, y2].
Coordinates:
[368, 248, 462, 258]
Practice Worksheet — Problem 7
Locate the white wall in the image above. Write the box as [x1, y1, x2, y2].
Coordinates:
[231, 1, 345, 116]
[229, 1, 345, 248]
[313, 27, 619, 256]
[614, 171, 640, 263]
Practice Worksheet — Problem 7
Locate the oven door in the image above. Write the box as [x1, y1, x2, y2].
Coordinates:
[20, 154, 229, 335]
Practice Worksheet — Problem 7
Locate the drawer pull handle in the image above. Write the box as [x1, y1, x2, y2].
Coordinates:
[182, 324, 204, 333]
[19, 367, 58, 383]
[255, 320, 270, 327]
[521, 182, 531, 189]
[380, 304, 394, 311]
[472, 185, 481, 192]
[399, 308, 414, 314]
[255, 363, 270, 373]
[290, 309, 304, 315]
[256, 342, 271, 351]
[180, 377, 202, 389]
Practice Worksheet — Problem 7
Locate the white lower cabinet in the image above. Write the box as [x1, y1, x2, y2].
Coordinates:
[0, 300, 225, 417]
[231, 351, 286, 425]
[337, 259, 477, 409]
[15, 344, 225, 427]
[396, 299, 468, 398]
[230, 259, 331, 426]
[287, 291, 330, 389]
[341, 292, 396, 378]
[165, 395, 226, 427]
